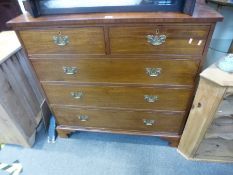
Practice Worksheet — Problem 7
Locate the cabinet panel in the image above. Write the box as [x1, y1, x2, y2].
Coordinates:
[110, 25, 210, 55]
[43, 83, 192, 111]
[53, 106, 184, 133]
[19, 27, 105, 55]
[32, 58, 199, 86]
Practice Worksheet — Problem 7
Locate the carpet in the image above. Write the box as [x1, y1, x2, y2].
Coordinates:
[0, 130, 233, 175]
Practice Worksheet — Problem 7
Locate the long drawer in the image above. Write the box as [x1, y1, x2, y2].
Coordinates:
[52, 106, 184, 133]
[110, 25, 210, 55]
[43, 84, 192, 111]
[19, 27, 105, 55]
[32, 58, 199, 86]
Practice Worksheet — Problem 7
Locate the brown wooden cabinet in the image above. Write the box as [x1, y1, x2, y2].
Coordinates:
[8, 3, 222, 147]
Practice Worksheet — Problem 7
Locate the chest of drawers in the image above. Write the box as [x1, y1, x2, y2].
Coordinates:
[8, 4, 222, 147]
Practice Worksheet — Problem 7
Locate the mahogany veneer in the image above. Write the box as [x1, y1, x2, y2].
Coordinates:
[19, 28, 105, 55]
[31, 58, 199, 86]
[8, 3, 223, 147]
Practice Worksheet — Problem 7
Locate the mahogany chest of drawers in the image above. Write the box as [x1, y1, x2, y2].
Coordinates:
[8, 4, 222, 147]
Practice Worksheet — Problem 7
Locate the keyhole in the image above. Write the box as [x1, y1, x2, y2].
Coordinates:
[197, 102, 202, 108]
[155, 29, 159, 34]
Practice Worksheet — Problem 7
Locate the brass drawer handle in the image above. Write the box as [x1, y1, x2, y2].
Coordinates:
[63, 66, 77, 75]
[144, 95, 159, 103]
[146, 68, 162, 77]
[143, 119, 155, 126]
[79, 115, 89, 122]
[70, 92, 83, 99]
[146, 34, 166, 46]
[53, 32, 69, 46]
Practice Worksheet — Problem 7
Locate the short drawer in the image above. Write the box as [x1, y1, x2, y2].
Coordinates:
[19, 27, 105, 55]
[110, 25, 210, 55]
[32, 58, 199, 86]
[43, 84, 192, 111]
[52, 106, 184, 133]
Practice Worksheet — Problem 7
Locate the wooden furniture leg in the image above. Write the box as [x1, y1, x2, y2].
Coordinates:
[160, 136, 180, 147]
[57, 129, 72, 138]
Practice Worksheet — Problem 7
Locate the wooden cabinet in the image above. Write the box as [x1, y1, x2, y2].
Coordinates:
[8, 3, 222, 147]
[178, 64, 233, 162]
[0, 31, 42, 147]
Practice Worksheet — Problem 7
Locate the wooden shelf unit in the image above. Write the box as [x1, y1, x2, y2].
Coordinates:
[178, 64, 233, 162]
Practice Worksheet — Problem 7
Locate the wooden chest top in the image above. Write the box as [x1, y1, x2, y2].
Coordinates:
[7, 4, 222, 29]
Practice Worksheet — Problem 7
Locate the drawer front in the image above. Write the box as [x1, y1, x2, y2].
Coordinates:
[52, 106, 184, 133]
[19, 28, 105, 55]
[110, 25, 210, 55]
[32, 58, 199, 86]
[43, 84, 192, 111]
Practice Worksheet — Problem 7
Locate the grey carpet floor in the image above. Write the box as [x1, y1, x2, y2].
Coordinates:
[0, 130, 233, 175]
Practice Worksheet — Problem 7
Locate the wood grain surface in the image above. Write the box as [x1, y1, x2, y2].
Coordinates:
[31, 58, 199, 86]
[7, 4, 223, 29]
[201, 64, 233, 87]
[178, 78, 226, 158]
[52, 106, 184, 133]
[195, 138, 233, 160]
[19, 27, 105, 55]
[110, 25, 209, 55]
[42, 83, 192, 111]
[56, 125, 181, 147]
